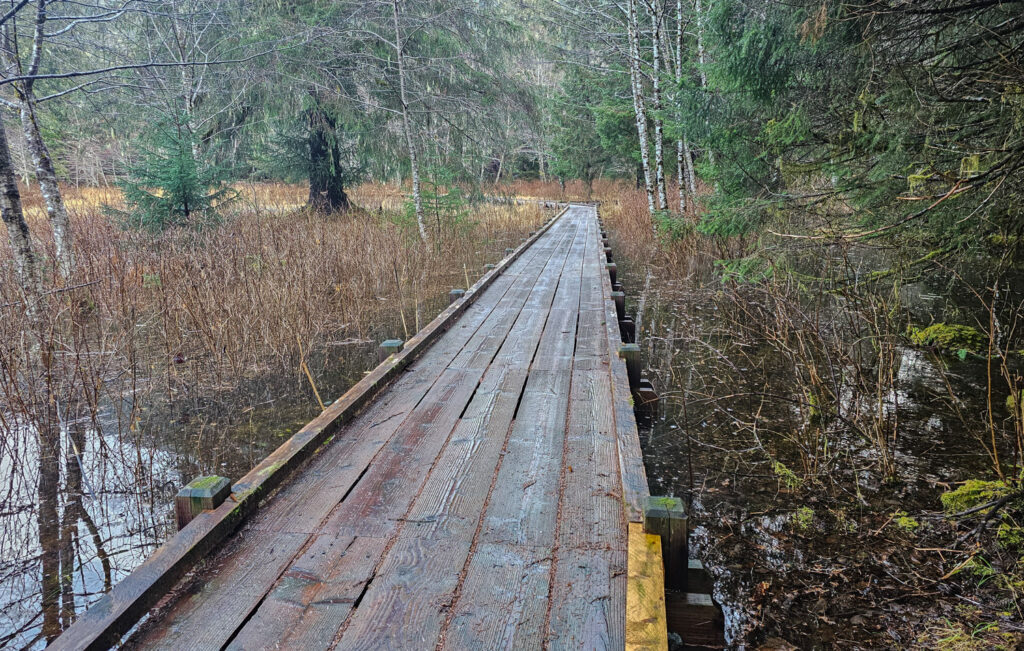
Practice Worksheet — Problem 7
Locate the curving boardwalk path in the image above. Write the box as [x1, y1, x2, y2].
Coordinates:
[53, 204, 662, 651]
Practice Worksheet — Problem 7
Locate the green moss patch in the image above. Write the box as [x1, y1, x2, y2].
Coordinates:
[908, 323, 987, 358]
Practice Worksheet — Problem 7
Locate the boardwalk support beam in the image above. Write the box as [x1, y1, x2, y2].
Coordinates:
[643, 496, 688, 592]
[619, 315, 635, 343]
[175, 476, 231, 531]
[379, 339, 404, 362]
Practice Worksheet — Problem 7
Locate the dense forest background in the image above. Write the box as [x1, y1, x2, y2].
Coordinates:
[1, 0, 1023, 648]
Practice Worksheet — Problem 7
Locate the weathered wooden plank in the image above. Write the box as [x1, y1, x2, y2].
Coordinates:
[138, 531, 309, 651]
[546, 214, 627, 650]
[399, 212, 583, 539]
[320, 367, 486, 538]
[433, 208, 590, 647]
[398, 365, 530, 540]
[220, 534, 375, 651]
[333, 536, 474, 650]
[547, 549, 627, 650]
[557, 367, 622, 551]
[598, 218, 649, 523]
[438, 543, 552, 651]
[476, 210, 587, 548]
[626, 522, 668, 651]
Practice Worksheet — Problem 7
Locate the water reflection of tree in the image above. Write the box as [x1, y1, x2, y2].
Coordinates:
[0, 281, 122, 645]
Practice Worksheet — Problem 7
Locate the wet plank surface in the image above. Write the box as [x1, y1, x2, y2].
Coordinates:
[109, 204, 649, 650]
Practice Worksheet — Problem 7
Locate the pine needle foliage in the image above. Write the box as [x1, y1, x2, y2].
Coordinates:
[114, 115, 236, 232]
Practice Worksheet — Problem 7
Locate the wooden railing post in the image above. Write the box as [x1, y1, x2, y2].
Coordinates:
[606, 262, 617, 285]
[619, 316, 635, 343]
[449, 289, 466, 304]
[175, 476, 231, 530]
[379, 339, 404, 362]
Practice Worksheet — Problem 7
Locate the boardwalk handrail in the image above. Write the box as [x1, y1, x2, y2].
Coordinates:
[51, 205, 569, 651]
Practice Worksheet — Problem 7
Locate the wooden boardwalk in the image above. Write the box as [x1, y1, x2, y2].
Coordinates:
[54, 204, 668, 651]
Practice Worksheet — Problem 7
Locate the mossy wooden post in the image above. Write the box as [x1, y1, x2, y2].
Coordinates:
[612, 290, 625, 321]
[606, 262, 617, 285]
[644, 496, 687, 592]
[604, 246, 613, 262]
[484, 263, 496, 271]
[379, 339, 404, 362]
[505, 247, 514, 254]
[619, 343, 641, 389]
[175, 476, 231, 531]
[449, 289, 466, 305]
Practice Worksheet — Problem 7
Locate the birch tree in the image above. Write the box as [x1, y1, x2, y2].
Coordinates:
[626, 0, 655, 214]
[673, 0, 696, 213]
[1, 1, 76, 280]
[648, 0, 667, 211]
[391, 0, 427, 242]
[0, 116, 39, 297]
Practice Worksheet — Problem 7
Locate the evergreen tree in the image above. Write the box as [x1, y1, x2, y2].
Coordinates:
[114, 116, 235, 231]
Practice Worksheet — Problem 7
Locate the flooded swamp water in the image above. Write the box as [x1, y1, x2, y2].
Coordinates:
[613, 239, 1024, 649]
[0, 202, 551, 649]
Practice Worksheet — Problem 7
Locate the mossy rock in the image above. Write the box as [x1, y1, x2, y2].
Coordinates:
[908, 323, 986, 358]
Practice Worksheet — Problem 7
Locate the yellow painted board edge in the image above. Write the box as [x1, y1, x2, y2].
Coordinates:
[626, 522, 669, 651]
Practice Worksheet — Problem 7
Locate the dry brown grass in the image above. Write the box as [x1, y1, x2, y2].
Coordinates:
[1, 181, 549, 434]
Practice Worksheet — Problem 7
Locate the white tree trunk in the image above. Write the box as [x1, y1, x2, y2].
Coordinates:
[20, 95, 73, 280]
[392, 0, 427, 243]
[683, 136, 697, 197]
[4, 1, 74, 281]
[674, 0, 687, 214]
[651, 0, 668, 211]
[627, 0, 655, 215]
[0, 118, 41, 298]
[673, 0, 698, 214]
